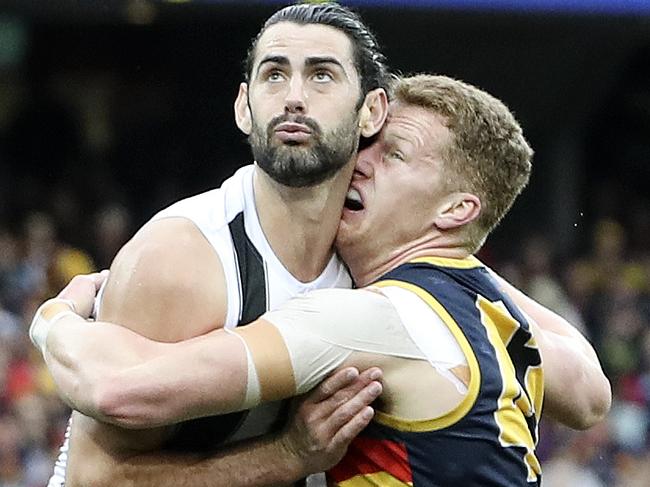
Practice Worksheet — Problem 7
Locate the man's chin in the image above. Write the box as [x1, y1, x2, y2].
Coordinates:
[335, 220, 363, 252]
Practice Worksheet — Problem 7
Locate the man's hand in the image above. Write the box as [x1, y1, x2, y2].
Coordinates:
[280, 366, 383, 477]
[57, 270, 109, 318]
[30, 271, 108, 354]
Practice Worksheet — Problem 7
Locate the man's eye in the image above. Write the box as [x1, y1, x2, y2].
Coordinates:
[388, 150, 405, 161]
[267, 71, 284, 82]
[313, 71, 333, 83]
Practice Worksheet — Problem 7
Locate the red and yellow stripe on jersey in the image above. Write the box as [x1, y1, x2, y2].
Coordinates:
[330, 437, 413, 486]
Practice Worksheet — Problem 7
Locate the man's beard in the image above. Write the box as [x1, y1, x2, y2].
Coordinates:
[249, 113, 359, 188]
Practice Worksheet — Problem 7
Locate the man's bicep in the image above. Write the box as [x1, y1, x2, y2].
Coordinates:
[99, 217, 228, 341]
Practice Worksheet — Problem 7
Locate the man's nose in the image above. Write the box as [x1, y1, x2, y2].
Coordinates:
[284, 77, 306, 114]
[354, 143, 380, 177]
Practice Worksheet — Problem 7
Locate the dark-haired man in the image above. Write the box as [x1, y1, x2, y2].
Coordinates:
[42, 3, 390, 486]
[34, 75, 610, 486]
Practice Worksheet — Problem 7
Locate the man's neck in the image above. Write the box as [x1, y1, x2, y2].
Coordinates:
[254, 163, 354, 282]
[349, 235, 473, 288]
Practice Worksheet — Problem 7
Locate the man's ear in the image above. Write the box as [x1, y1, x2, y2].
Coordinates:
[358, 88, 388, 138]
[234, 82, 252, 135]
[434, 193, 481, 230]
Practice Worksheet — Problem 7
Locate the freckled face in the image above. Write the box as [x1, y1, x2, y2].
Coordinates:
[337, 102, 452, 259]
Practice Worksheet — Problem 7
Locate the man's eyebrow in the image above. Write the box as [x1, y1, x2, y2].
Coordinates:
[305, 56, 349, 79]
[386, 132, 413, 146]
[255, 55, 289, 77]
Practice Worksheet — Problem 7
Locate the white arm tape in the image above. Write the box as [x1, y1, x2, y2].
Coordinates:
[29, 299, 77, 355]
[262, 288, 411, 394]
[263, 287, 468, 395]
[224, 328, 262, 409]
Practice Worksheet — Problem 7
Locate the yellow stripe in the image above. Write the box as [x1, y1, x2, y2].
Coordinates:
[527, 366, 544, 422]
[524, 334, 545, 422]
[372, 280, 481, 432]
[338, 472, 413, 486]
[477, 297, 541, 481]
[410, 255, 482, 269]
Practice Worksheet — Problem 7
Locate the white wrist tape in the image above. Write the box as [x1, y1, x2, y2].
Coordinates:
[29, 299, 77, 355]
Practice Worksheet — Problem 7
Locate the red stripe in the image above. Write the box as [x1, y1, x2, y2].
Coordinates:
[328, 436, 412, 483]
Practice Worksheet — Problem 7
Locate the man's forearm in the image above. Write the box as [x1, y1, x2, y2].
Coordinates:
[42, 314, 165, 424]
[85, 366, 384, 487]
[43, 313, 250, 429]
[87, 432, 303, 487]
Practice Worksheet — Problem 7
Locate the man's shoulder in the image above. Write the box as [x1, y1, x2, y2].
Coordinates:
[100, 217, 228, 340]
[153, 164, 255, 224]
[115, 216, 227, 292]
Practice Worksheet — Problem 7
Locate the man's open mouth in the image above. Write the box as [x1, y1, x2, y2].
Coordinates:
[344, 188, 364, 211]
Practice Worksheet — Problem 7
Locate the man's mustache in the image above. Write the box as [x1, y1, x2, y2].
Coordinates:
[267, 114, 322, 137]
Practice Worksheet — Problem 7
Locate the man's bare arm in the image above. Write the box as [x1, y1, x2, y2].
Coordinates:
[55, 217, 285, 487]
[493, 272, 611, 429]
[30, 219, 233, 428]
[81, 367, 382, 487]
[35, 262, 383, 486]
[50, 317, 250, 428]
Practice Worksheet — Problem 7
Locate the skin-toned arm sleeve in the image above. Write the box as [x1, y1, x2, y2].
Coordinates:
[492, 271, 612, 430]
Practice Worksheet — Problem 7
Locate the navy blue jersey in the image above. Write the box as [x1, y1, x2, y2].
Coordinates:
[329, 256, 543, 486]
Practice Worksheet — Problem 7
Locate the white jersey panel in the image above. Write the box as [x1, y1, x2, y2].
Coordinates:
[152, 163, 352, 327]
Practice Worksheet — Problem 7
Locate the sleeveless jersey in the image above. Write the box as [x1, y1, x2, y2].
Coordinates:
[47, 164, 351, 485]
[328, 256, 544, 487]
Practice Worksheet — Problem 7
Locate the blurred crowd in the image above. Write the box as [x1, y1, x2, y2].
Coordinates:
[498, 220, 650, 487]
[0, 205, 132, 487]
[1, 198, 650, 486]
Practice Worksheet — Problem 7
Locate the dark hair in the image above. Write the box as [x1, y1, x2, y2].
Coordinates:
[244, 2, 389, 97]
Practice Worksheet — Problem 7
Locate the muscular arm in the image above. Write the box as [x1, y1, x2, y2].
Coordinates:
[37, 218, 230, 426]
[70, 367, 381, 487]
[36, 287, 381, 486]
[35, 226, 381, 487]
[38, 286, 434, 431]
[58, 217, 268, 486]
[493, 272, 611, 429]
[44, 314, 249, 428]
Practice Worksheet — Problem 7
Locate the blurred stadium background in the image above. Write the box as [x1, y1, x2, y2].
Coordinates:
[0, 1, 649, 485]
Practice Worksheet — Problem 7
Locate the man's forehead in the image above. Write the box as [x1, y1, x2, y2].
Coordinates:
[384, 102, 452, 151]
[253, 22, 355, 67]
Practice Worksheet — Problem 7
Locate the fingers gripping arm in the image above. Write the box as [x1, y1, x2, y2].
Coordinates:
[77, 367, 382, 487]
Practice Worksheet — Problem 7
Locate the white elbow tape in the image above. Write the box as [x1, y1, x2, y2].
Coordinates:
[29, 299, 77, 355]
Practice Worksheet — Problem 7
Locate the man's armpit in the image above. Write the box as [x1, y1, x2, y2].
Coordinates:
[232, 320, 296, 402]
